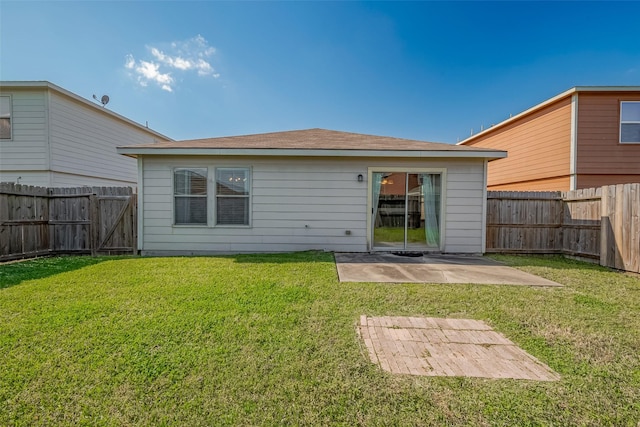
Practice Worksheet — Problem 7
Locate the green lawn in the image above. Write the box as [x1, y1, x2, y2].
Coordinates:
[373, 226, 432, 244]
[1, 253, 639, 426]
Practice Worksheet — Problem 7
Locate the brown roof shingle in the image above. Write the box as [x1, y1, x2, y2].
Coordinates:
[119, 128, 502, 152]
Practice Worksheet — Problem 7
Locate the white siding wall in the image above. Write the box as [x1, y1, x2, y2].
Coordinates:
[141, 156, 487, 254]
[47, 91, 166, 186]
[0, 86, 169, 188]
[0, 89, 48, 172]
[443, 163, 486, 252]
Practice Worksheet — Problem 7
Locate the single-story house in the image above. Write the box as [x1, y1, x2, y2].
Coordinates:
[117, 128, 506, 255]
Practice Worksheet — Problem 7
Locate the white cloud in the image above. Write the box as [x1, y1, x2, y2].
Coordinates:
[125, 56, 174, 92]
[138, 60, 174, 92]
[125, 35, 219, 92]
[124, 54, 135, 70]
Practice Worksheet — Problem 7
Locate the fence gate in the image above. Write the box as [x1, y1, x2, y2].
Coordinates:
[92, 189, 137, 255]
[0, 183, 137, 261]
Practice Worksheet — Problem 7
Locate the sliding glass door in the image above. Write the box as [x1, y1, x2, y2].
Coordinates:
[372, 172, 441, 250]
[372, 172, 406, 248]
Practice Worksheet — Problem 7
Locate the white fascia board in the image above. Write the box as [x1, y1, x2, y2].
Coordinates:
[116, 147, 508, 159]
[572, 86, 640, 92]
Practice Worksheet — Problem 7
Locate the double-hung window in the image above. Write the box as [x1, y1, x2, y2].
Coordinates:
[216, 168, 250, 226]
[174, 168, 208, 225]
[620, 101, 640, 144]
[0, 96, 11, 140]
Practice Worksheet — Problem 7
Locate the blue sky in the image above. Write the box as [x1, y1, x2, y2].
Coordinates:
[2, 1, 639, 143]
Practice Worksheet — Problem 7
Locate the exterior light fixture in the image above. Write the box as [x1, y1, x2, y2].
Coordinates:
[357, 174, 364, 182]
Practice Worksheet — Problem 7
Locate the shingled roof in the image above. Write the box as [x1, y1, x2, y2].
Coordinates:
[118, 128, 506, 158]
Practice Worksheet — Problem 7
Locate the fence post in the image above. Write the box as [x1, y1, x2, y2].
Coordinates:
[131, 192, 138, 255]
[89, 193, 99, 256]
[559, 196, 565, 253]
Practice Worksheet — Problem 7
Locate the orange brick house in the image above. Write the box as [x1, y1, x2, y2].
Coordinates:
[458, 86, 640, 190]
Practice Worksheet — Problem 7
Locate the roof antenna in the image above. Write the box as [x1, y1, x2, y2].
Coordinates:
[93, 94, 110, 107]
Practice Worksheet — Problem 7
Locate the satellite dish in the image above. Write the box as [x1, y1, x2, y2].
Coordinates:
[92, 94, 110, 107]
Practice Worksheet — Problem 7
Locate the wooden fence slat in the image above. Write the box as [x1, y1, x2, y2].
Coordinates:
[562, 186, 601, 259]
[90, 193, 99, 256]
[98, 196, 130, 250]
[630, 184, 640, 273]
[486, 190, 563, 254]
[614, 185, 624, 270]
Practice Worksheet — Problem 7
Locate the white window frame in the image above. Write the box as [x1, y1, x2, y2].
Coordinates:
[0, 95, 12, 140]
[173, 167, 208, 226]
[620, 101, 640, 144]
[214, 167, 252, 227]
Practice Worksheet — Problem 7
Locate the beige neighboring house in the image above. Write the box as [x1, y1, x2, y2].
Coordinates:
[118, 128, 506, 255]
[458, 86, 640, 191]
[0, 81, 171, 187]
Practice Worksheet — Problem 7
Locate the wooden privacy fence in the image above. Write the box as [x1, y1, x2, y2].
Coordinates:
[2, 182, 638, 273]
[0, 183, 137, 261]
[486, 183, 640, 274]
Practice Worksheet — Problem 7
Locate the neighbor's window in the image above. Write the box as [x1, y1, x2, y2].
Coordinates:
[216, 168, 250, 226]
[174, 168, 208, 225]
[0, 96, 11, 139]
[620, 101, 640, 143]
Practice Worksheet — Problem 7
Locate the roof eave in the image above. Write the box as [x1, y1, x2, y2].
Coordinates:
[116, 147, 507, 159]
[457, 87, 577, 145]
[0, 80, 174, 141]
[458, 85, 640, 145]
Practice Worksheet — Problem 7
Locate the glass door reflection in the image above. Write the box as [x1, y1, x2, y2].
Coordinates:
[372, 172, 441, 251]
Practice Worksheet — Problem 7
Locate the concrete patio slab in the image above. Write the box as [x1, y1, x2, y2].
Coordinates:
[358, 315, 560, 381]
[335, 253, 562, 286]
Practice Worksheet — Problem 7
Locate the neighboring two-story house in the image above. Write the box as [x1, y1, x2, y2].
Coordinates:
[0, 81, 171, 187]
[4, 82, 638, 192]
[458, 86, 640, 191]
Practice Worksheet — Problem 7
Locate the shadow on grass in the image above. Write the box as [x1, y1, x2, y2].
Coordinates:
[0, 256, 111, 290]
[0, 251, 333, 290]
[230, 250, 336, 264]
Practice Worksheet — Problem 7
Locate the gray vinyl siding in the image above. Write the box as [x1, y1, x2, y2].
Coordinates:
[0, 90, 48, 171]
[47, 91, 162, 185]
[0, 84, 170, 187]
[140, 156, 487, 254]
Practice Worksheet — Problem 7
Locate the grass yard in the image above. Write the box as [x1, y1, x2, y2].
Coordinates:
[1, 253, 639, 426]
[373, 227, 433, 244]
